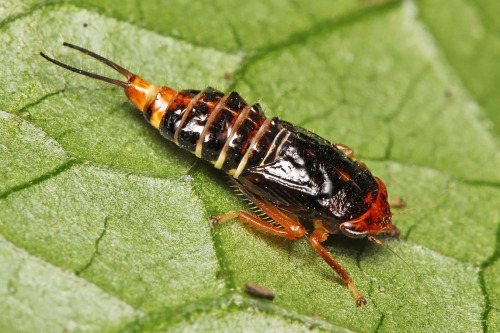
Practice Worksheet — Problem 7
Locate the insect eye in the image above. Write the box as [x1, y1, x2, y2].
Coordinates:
[339, 222, 367, 238]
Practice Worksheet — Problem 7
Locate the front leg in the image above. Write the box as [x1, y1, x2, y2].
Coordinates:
[309, 223, 366, 307]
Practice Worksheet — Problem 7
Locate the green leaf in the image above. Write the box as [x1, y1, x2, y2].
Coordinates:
[419, 0, 500, 141]
[1, 0, 499, 332]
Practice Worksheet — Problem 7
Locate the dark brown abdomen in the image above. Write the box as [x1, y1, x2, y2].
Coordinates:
[149, 87, 282, 176]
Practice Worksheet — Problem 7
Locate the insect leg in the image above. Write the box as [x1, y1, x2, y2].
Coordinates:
[388, 197, 406, 208]
[211, 196, 306, 240]
[383, 225, 401, 238]
[334, 143, 370, 168]
[334, 143, 354, 158]
[309, 227, 366, 307]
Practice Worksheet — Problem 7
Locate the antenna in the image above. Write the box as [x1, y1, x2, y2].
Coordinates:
[367, 235, 417, 275]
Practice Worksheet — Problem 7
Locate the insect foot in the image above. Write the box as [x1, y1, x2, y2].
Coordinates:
[209, 215, 222, 227]
[209, 212, 238, 227]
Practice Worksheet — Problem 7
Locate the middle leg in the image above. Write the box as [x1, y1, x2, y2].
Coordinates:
[210, 193, 306, 240]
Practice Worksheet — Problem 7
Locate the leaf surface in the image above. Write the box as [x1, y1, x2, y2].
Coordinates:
[1, 0, 499, 332]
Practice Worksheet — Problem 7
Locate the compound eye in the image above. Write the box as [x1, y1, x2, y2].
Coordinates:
[339, 222, 367, 239]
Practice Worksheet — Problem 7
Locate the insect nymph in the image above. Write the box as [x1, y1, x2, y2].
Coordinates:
[41, 42, 400, 307]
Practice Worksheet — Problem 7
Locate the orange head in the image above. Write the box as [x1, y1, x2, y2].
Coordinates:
[339, 177, 399, 238]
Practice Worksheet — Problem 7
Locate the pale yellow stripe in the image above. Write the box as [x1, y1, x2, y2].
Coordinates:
[173, 90, 205, 145]
[214, 105, 252, 169]
[233, 118, 273, 179]
[259, 128, 285, 166]
[150, 91, 179, 129]
[273, 132, 291, 161]
[195, 93, 231, 158]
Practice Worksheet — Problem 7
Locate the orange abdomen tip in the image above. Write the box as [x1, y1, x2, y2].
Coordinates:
[126, 75, 161, 112]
